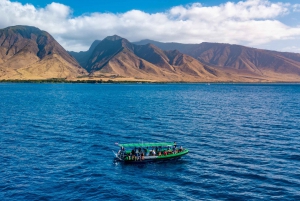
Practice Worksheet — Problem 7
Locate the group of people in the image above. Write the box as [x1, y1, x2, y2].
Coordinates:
[117, 142, 184, 161]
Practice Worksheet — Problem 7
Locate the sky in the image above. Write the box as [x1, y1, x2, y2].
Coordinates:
[1, 0, 300, 52]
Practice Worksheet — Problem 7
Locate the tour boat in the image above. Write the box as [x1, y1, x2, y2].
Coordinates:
[113, 142, 189, 163]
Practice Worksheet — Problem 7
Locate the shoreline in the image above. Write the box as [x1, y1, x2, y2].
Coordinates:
[1, 78, 300, 84]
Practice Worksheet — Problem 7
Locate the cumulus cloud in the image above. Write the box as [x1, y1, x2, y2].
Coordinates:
[293, 4, 300, 12]
[0, 0, 300, 52]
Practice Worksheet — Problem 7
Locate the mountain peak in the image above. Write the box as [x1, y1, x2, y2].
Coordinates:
[5, 25, 41, 31]
[0, 25, 87, 79]
[104, 35, 124, 41]
[2, 25, 47, 39]
[101, 35, 133, 50]
[89, 40, 101, 52]
[4, 25, 45, 33]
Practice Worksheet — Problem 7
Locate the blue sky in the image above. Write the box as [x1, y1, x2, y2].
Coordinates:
[14, 0, 300, 15]
[15, 0, 238, 14]
[3, 0, 300, 52]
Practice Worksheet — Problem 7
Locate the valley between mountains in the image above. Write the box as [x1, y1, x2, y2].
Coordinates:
[1, 25, 300, 82]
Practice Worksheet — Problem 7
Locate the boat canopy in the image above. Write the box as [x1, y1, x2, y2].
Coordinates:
[118, 142, 174, 148]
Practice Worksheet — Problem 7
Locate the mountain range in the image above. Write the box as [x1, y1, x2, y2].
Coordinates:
[69, 35, 238, 82]
[1, 25, 300, 82]
[134, 40, 300, 78]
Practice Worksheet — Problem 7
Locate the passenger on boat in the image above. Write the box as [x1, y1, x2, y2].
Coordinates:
[179, 146, 183, 152]
[131, 149, 135, 160]
[118, 146, 125, 157]
[152, 149, 156, 156]
[141, 152, 144, 160]
[172, 146, 176, 154]
[174, 142, 177, 148]
[168, 150, 172, 155]
[145, 147, 149, 156]
[143, 148, 147, 155]
[128, 152, 132, 160]
[167, 146, 172, 154]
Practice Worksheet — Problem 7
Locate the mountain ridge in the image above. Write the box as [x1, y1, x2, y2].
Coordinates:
[79, 35, 246, 82]
[69, 40, 101, 68]
[68, 36, 300, 82]
[133, 40, 300, 76]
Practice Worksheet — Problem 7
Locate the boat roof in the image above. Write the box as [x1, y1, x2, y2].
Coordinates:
[118, 142, 174, 148]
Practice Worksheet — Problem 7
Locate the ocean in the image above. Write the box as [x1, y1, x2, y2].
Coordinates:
[1, 83, 300, 200]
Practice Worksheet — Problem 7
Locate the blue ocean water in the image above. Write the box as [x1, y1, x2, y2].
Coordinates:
[1, 83, 300, 200]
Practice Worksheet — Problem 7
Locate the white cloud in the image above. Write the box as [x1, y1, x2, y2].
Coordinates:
[293, 4, 300, 12]
[0, 0, 300, 52]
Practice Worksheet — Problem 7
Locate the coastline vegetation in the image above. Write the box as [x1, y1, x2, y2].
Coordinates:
[0, 78, 157, 84]
[0, 78, 299, 84]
